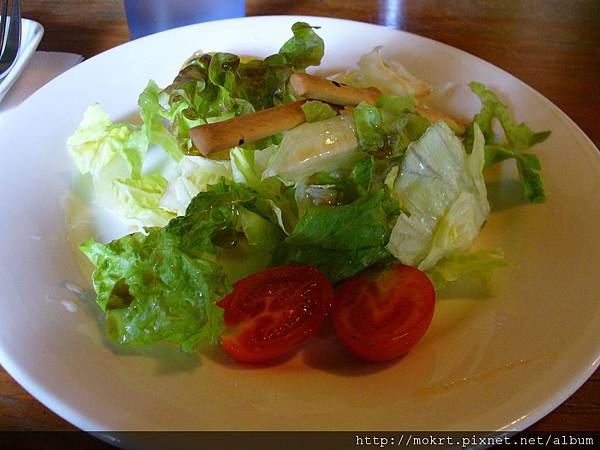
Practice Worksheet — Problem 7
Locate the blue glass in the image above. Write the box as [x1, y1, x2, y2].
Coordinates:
[124, 0, 246, 39]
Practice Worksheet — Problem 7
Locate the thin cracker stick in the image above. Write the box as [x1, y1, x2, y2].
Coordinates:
[189, 101, 306, 156]
[289, 73, 381, 105]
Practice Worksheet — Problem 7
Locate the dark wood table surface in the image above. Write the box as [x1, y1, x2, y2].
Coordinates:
[2, 0, 599, 440]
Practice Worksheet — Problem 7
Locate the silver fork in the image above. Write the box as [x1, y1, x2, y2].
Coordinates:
[0, 0, 21, 79]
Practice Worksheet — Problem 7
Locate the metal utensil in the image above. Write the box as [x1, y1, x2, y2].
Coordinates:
[0, 0, 21, 79]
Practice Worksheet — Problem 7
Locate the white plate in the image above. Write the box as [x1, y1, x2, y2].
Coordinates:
[1, 16, 599, 434]
[0, 18, 44, 102]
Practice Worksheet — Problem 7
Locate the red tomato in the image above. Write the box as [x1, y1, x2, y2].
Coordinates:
[217, 265, 334, 364]
[332, 263, 435, 362]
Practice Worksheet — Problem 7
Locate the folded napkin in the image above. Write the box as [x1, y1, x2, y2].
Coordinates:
[0, 51, 83, 116]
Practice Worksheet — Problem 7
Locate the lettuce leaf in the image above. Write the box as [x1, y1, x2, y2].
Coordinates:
[297, 155, 376, 207]
[353, 102, 385, 150]
[231, 146, 272, 194]
[160, 156, 232, 216]
[112, 174, 174, 227]
[238, 206, 283, 253]
[334, 46, 432, 98]
[387, 121, 489, 270]
[273, 190, 398, 282]
[426, 248, 510, 289]
[353, 95, 430, 155]
[80, 182, 265, 352]
[301, 100, 338, 123]
[68, 104, 147, 178]
[229, 146, 299, 235]
[80, 229, 229, 352]
[264, 115, 360, 182]
[278, 22, 325, 70]
[138, 80, 184, 162]
[465, 82, 550, 203]
[68, 104, 175, 226]
[278, 246, 391, 284]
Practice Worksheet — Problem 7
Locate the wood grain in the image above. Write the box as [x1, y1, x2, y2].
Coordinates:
[3, 0, 599, 437]
[21, 0, 129, 56]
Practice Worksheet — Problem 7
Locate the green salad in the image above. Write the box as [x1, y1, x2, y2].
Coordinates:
[68, 23, 550, 355]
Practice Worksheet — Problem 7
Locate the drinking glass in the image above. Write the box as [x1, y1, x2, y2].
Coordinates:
[124, 0, 246, 39]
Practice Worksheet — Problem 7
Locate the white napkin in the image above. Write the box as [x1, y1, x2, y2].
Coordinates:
[0, 51, 84, 115]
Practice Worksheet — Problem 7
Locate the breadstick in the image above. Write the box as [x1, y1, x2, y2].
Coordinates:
[291, 73, 465, 134]
[190, 101, 306, 156]
[289, 73, 381, 106]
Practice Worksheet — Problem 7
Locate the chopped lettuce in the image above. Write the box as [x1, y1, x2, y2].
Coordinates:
[274, 190, 399, 283]
[160, 156, 232, 216]
[264, 115, 360, 182]
[80, 229, 229, 352]
[68, 104, 173, 227]
[387, 121, 489, 270]
[238, 206, 283, 253]
[426, 248, 510, 289]
[353, 95, 430, 155]
[68, 22, 328, 227]
[301, 100, 338, 122]
[112, 174, 174, 227]
[138, 80, 184, 162]
[278, 22, 325, 70]
[68, 104, 147, 178]
[465, 82, 550, 203]
[80, 182, 266, 351]
[334, 46, 432, 98]
[296, 155, 376, 208]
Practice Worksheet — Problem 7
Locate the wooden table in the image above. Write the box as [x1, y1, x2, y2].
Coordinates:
[2, 0, 599, 437]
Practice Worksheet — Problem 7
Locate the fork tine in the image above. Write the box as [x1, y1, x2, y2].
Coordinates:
[0, 0, 20, 77]
[0, 0, 9, 53]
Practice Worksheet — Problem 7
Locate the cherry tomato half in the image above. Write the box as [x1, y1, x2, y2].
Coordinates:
[332, 263, 435, 362]
[217, 265, 334, 364]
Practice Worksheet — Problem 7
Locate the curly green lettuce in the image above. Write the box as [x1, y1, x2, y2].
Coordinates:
[465, 81, 550, 203]
[80, 182, 261, 352]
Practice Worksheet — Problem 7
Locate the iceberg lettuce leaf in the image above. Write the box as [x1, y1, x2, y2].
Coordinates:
[160, 156, 232, 216]
[67, 104, 147, 178]
[387, 122, 489, 270]
[264, 115, 359, 182]
[301, 100, 338, 122]
[68, 104, 176, 226]
[111, 174, 174, 227]
[334, 46, 432, 98]
[426, 248, 510, 289]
